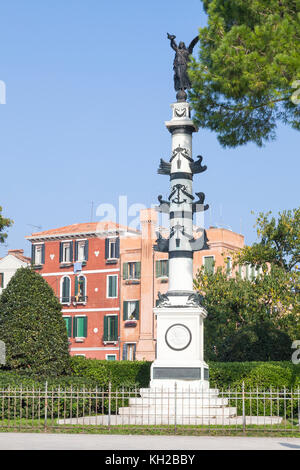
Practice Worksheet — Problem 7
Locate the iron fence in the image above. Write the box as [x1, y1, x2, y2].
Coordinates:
[0, 383, 299, 434]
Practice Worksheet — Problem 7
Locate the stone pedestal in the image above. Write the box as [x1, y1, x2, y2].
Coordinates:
[150, 293, 209, 391]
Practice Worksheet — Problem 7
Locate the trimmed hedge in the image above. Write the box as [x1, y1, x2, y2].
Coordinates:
[0, 358, 299, 391]
[208, 361, 300, 389]
[0, 360, 299, 419]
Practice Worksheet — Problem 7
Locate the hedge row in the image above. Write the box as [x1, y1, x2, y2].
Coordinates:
[0, 358, 299, 390]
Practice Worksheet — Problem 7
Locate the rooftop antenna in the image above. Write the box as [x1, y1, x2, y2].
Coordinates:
[90, 201, 94, 222]
[27, 224, 42, 231]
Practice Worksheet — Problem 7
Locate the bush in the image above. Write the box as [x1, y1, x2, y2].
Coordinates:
[0, 267, 71, 376]
[70, 356, 151, 389]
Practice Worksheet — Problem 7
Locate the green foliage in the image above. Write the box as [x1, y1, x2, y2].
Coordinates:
[236, 208, 300, 271]
[0, 267, 71, 376]
[0, 361, 299, 419]
[189, 0, 300, 147]
[70, 356, 151, 389]
[209, 361, 300, 389]
[194, 263, 300, 362]
[0, 206, 13, 244]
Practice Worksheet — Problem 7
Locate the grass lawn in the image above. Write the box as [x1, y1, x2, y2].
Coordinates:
[0, 418, 300, 437]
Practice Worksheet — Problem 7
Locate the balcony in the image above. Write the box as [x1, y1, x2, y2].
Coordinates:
[71, 295, 88, 305]
[103, 334, 118, 344]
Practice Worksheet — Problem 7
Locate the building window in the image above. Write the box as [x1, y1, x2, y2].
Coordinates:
[75, 240, 89, 262]
[59, 241, 73, 264]
[73, 316, 87, 338]
[61, 276, 71, 303]
[156, 260, 169, 278]
[32, 244, 45, 266]
[105, 238, 120, 260]
[0, 273, 4, 289]
[75, 275, 87, 303]
[123, 300, 140, 320]
[63, 316, 72, 337]
[106, 354, 116, 361]
[123, 343, 136, 361]
[107, 275, 118, 298]
[103, 315, 118, 342]
[203, 256, 214, 274]
[226, 257, 232, 276]
[123, 262, 141, 280]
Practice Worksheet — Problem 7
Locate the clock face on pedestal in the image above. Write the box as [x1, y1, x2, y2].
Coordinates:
[165, 324, 192, 351]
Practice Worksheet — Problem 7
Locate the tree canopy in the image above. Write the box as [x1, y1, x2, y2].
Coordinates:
[0, 206, 13, 244]
[0, 267, 71, 376]
[194, 263, 299, 361]
[235, 208, 300, 272]
[188, 0, 300, 147]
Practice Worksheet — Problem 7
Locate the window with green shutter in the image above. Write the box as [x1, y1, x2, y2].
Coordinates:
[156, 260, 168, 278]
[107, 275, 118, 298]
[73, 316, 87, 338]
[103, 315, 118, 341]
[123, 300, 139, 320]
[123, 262, 141, 280]
[204, 256, 214, 274]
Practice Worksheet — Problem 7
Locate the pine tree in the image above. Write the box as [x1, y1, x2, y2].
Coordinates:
[189, 0, 300, 147]
[0, 267, 71, 376]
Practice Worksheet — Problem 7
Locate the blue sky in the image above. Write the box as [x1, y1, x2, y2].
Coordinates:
[0, 0, 299, 258]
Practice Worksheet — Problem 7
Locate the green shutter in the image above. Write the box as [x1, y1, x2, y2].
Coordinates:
[59, 242, 63, 263]
[113, 316, 118, 340]
[75, 276, 78, 295]
[156, 260, 161, 278]
[238, 265, 242, 278]
[135, 262, 141, 279]
[76, 317, 86, 337]
[84, 240, 89, 261]
[204, 257, 214, 274]
[135, 301, 140, 320]
[31, 245, 35, 265]
[64, 317, 71, 337]
[73, 317, 77, 338]
[41, 245, 45, 264]
[123, 263, 128, 280]
[84, 316, 88, 337]
[123, 301, 128, 320]
[104, 316, 108, 341]
[0, 273, 3, 288]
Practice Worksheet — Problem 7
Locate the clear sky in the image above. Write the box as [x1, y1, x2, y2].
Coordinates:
[0, 0, 299, 258]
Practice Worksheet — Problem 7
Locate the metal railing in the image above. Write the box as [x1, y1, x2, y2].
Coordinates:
[0, 383, 299, 434]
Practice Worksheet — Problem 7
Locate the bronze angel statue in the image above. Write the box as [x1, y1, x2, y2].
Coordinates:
[167, 33, 199, 92]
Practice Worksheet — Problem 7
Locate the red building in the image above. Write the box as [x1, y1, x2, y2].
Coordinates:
[26, 222, 139, 360]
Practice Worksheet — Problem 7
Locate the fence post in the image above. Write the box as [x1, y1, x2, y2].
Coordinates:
[108, 382, 111, 430]
[174, 382, 177, 433]
[44, 381, 48, 430]
[242, 381, 246, 434]
[298, 386, 300, 432]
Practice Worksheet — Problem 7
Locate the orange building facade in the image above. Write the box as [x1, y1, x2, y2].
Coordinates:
[26, 210, 244, 361]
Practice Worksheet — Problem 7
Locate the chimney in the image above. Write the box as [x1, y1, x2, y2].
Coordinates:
[8, 249, 24, 256]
